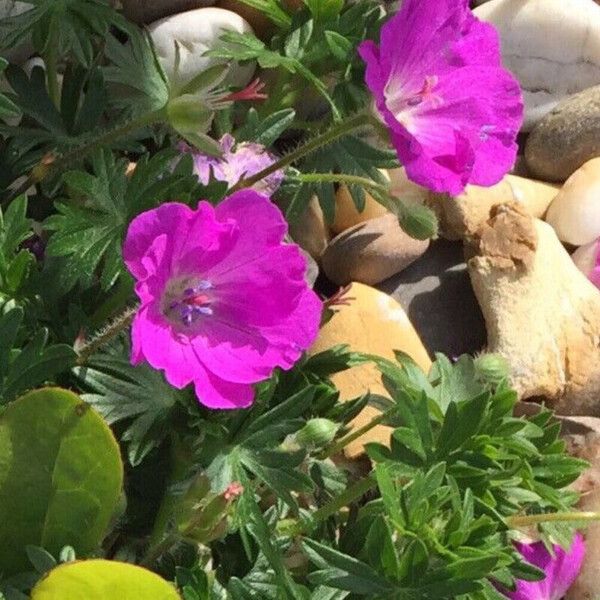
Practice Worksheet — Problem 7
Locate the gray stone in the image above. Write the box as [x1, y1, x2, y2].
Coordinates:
[379, 240, 487, 357]
[321, 214, 429, 287]
[525, 85, 600, 182]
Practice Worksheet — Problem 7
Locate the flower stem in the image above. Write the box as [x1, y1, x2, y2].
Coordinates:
[318, 405, 397, 460]
[230, 111, 374, 192]
[142, 434, 194, 567]
[75, 306, 137, 365]
[294, 172, 390, 195]
[507, 512, 600, 528]
[311, 474, 377, 523]
[278, 474, 377, 536]
[44, 34, 60, 108]
[3, 108, 166, 206]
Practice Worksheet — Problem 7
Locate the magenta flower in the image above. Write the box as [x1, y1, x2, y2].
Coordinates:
[359, 0, 523, 196]
[123, 191, 322, 409]
[180, 134, 284, 196]
[502, 534, 585, 600]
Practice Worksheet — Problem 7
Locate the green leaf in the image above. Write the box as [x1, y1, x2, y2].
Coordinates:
[398, 202, 438, 240]
[104, 29, 169, 113]
[74, 349, 179, 466]
[324, 31, 352, 61]
[2, 328, 77, 403]
[303, 538, 393, 595]
[0, 388, 123, 575]
[236, 108, 296, 147]
[30, 559, 180, 599]
[0, 0, 131, 66]
[45, 149, 201, 292]
[303, 0, 344, 20]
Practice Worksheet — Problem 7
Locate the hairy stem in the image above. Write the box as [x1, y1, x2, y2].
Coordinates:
[230, 111, 374, 192]
[76, 306, 137, 365]
[507, 512, 600, 528]
[3, 108, 166, 206]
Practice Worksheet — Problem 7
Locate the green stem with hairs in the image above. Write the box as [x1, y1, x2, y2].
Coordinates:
[76, 306, 137, 365]
[230, 111, 375, 192]
[3, 107, 167, 206]
[507, 512, 600, 528]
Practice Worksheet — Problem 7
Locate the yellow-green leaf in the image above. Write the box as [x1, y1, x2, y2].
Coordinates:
[31, 560, 181, 600]
[0, 388, 123, 574]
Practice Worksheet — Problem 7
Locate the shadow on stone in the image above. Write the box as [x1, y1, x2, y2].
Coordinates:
[379, 239, 487, 358]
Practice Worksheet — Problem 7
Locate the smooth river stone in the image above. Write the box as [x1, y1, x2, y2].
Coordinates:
[525, 85, 600, 182]
[322, 213, 430, 286]
[545, 158, 600, 246]
[380, 240, 487, 358]
[309, 282, 431, 457]
[474, 0, 600, 131]
[148, 7, 255, 90]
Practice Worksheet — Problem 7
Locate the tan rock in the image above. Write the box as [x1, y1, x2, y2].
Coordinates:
[387, 167, 430, 205]
[545, 158, 600, 246]
[332, 181, 388, 235]
[467, 204, 600, 415]
[310, 283, 431, 457]
[322, 213, 430, 286]
[571, 241, 600, 279]
[331, 169, 430, 236]
[287, 195, 330, 260]
[428, 175, 559, 240]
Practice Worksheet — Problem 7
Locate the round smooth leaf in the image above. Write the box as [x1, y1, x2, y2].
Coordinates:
[31, 560, 181, 600]
[0, 388, 123, 574]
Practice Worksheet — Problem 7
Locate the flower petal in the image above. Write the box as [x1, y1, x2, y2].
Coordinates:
[505, 535, 585, 600]
[192, 368, 254, 410]
[123, 203, 193, 281]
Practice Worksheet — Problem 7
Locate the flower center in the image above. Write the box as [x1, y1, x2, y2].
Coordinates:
[386, 75, 442, 129]
[162, 277, 214, 327]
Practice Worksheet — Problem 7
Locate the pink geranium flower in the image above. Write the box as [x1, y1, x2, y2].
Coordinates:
[359, 0, 523, 196]
[501, 534, 585, 600]
[180, 134, 284, 196]
[123, 191, 322, 409]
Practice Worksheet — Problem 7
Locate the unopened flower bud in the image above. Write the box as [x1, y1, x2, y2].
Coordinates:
[474, 353, 510, 384]
[296, 418, 339, 448]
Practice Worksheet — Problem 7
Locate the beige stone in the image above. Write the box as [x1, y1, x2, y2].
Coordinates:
[427, 175, 559, 240]
[331, 169, 430, 236]
[322, 213, 430, 286]
[310, 283, 431, 457]
[122, 0, 216, 24]
[467, 204, 600, 415]
[545, 158, 600, 246]
[287, 195, 330, 260]
[332, 182, 388, 235]
[572, 241, 600, 279]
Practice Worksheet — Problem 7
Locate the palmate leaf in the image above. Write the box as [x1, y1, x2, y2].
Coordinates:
[0, 308, 76, 404]
[74, 348, 180, 466]
[285, 135, 399, 224]
[0, 0, 131, 66]
[103, 29, 170, 115]
[45, 148, 201, 292]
